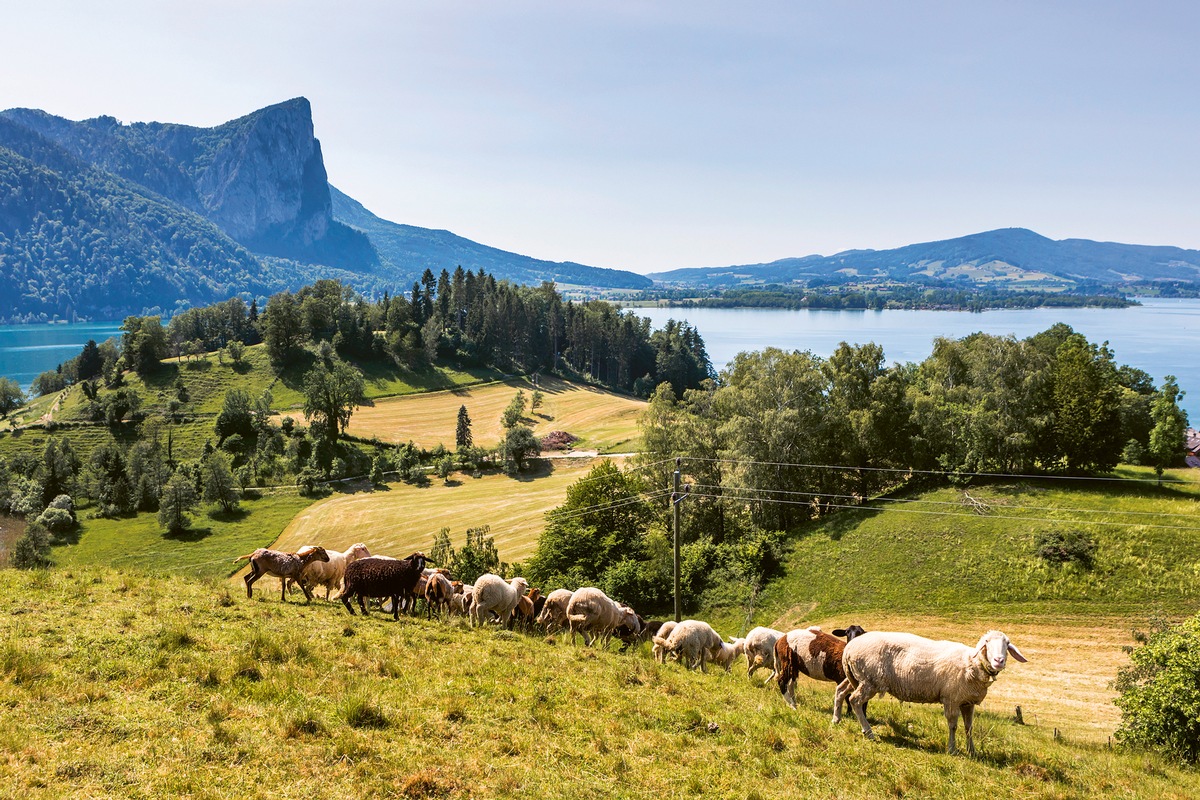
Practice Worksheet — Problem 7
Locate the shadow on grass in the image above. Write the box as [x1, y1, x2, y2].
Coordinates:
[207, 507, 249, 523]
[164, 526, 213, 542]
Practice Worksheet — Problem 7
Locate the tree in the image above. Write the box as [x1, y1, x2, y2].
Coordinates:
[1049, 334, 1123, 473]
[455, 405, 473, 450]
[501, 390, 527, 429]
[225, 340, 245, 364]
[0, 377, 24, 417]
[1147, 376, 1187, 485]
[120, 316, 168, 375]
[11, 523, 52, 569]
[531, 390, 544, 412]
[158, 471, 199, 533]
[263, 292, 308, 365]
[202, 452, 240, 513]
[77, 339, 104, 380]
[497, 425, 540, 474]
[215, 388, 254, 443]
[302, 359, 366, 445]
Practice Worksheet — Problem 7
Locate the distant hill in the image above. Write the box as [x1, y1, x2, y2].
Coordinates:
[649, 227, 1200, 290]
[330, 187, 650, 291]
[0, 98, 648, 322]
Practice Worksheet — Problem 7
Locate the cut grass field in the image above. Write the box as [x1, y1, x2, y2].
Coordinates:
[265, 456, 623, 567]
[3, 566, 1199, 799]
[345, 374, 646, 453]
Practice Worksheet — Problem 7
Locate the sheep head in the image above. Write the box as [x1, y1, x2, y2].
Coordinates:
[974, 630, 1027, 676]
[300, 546, 330, 565]
[832, 625, 867, 642]
[407, 552, 428, 571]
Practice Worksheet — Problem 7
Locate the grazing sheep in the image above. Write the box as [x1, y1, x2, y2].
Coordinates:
[614, 609, 649, 652]
[469, 574, 528, 628]
[566, 587, 638, 648]
[424, 571, 455, 619]
[711, 637, 746, 672]
[834, 629, 1028, 755]
[339, 552, 428, 621]
[776, 625, 867, 714]
[535, 588, 574, 634]
[513, 588, 544, 631]
[652, 619, 724, 672]
[235, 546, 330, 602]
[287, 542, 371, 601]
[743, 626, 784, 682]
[449, 584, 473, 617]
[651, 620, 679, 663]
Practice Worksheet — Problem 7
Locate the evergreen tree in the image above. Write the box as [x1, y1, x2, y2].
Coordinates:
[455, 405, 473, 450]
[157, 471, 198, 534]
[202, 451, 240, 513]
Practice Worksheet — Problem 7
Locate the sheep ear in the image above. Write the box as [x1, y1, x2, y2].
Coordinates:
[832, 628, 847, 637]
[1007, 642, 1028, 663]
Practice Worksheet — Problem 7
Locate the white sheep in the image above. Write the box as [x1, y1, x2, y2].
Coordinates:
[651, 620, 678, 663]
[834, 629, 1028, 755]
[565, 587, 637, 648]
[743, 626, 784, 681]
[535, 588, 574, 634]
[652, 619, 724, 672]
[288, 542, 371, 600]
[469, 574, 528, 628]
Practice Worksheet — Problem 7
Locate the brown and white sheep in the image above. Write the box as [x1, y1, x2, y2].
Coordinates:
[287, 542, 371, 601]
[424, 571, 455, 619]
[235, 546, 330, 602]
[743, 626, 784, 682]
[775, 625, 867, 714]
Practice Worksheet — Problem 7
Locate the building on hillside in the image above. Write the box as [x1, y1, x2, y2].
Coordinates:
[1185, 428, 1200, 468]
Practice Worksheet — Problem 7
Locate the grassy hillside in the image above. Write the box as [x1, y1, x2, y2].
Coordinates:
[2, 565, 1198, 799]
[345, 374, 646, 452]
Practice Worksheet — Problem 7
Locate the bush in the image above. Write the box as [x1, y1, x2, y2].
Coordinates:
[11, 523, 52, 569]
[1114, 615, 1200, 764]
[1035, 529, 1097, 568]
[34, 506, 75, 535]
[540, 431, 579, 451]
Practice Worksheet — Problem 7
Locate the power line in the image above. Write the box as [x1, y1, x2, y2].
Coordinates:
[689, 482, 1200, 522]
[672, 455, 1200, 486]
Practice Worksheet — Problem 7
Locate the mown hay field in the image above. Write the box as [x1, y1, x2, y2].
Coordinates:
[266, 456, 628, 566]
[345, 374, 645, 452]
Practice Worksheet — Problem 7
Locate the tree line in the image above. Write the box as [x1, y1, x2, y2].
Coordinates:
[526, 323, 1188, 614]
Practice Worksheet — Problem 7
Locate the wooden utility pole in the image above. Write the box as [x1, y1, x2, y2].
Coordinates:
[671, 458, 690, 623]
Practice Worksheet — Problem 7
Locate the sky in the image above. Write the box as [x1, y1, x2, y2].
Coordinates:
[4, 1, 1198, 274]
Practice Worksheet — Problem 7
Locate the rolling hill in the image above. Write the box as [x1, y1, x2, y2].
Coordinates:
[650, 227, 1200, 290]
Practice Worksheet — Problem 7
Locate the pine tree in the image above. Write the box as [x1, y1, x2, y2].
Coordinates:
[456, 405, 473, 450]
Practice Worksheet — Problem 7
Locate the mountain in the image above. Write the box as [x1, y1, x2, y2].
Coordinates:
[649, 228, 1200, 290]
[330, 187, 650, 290]
[0, 98, 647, 322]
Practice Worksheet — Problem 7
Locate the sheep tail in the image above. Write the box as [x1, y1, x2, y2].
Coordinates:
[232, 553, 254, 563]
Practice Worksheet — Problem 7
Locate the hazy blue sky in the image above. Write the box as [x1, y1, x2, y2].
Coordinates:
[5, 1, 1197, 273]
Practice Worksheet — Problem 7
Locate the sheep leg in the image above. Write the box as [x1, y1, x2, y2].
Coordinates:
[960, 703, 975, 757]
[944, 701, 961, 755]
[832, 679, 851, 723]
[849, 685, 876, 740]
[341, 594, 356, 615]
[390, 595, 400, 621]
[358, 595, 369, 616]
[244, 563, 261, 598]
[299, 581, 315, 604]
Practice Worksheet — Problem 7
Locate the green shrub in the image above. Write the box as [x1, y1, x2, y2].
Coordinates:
[1114, 615, 1200, 764]
[1035, 529, 1097, 568]
[11, 524, 52, 569]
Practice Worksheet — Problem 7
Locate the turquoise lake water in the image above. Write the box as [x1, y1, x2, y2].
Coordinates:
[0, 322, 124, 390]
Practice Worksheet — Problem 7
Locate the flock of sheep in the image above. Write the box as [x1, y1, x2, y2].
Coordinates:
[234, 542, 1028, 756]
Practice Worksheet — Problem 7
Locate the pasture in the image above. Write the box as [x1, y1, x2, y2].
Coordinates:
[344, 374, 645, 452]
[265, 456, 626, 566]
[1, 565, 1197, 799]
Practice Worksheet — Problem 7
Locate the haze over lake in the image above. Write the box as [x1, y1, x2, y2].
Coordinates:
[634, 297, 1200, 423]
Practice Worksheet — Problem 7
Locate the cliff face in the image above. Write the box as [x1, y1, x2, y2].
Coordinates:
[1, 98, 376, 270]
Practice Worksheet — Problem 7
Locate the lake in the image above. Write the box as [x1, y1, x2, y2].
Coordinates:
[633, 298, 1200, 423]
[0, 322, 123, 390]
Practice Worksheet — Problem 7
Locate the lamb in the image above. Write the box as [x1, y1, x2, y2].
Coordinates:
[834, 629, 1028, 755]
[424, 571, 455, 619]
[743, 626, 784, 682]
[776, 624, 867, 713]
[449, 583, 474, 616]
[235, 546, 330, 602]
[287, 542, 371, 601]
[652, 619, 725, 672]
[711, 637, 746, 672]
[535, 588, 574, 634]
[565, 587, 638, 648]
[651, 620, 678, 663]
[469, 574, 528, 628]
[513, 588, 544, 631]
[339, 552, 428, 621]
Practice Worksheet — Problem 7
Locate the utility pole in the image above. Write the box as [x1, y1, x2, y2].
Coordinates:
[672, 457, 690, 623]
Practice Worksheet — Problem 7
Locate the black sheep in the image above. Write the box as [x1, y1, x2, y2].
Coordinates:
[339, 552, 427, 621]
